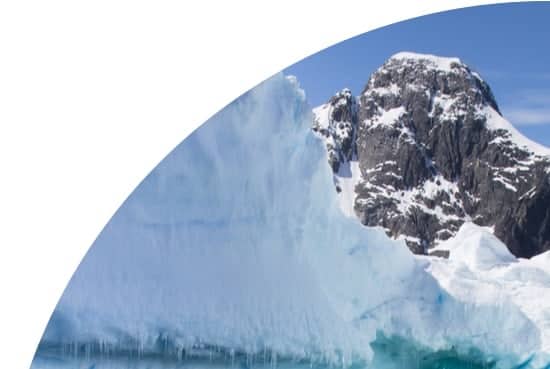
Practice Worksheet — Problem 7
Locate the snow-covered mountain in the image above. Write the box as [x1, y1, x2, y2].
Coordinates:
[313, 52, 550, 257]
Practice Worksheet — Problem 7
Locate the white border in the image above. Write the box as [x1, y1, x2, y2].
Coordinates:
[0, 1, 517, 367]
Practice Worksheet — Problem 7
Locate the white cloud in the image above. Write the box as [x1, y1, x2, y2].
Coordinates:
[514, 90, 550, 105]
[503, 108, 550, 125]
[501, 88, 550, 126]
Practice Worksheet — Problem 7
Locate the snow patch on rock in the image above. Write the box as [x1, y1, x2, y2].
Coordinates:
[389, 51, 463, 73]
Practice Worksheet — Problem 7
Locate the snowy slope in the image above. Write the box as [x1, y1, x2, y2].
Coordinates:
[37, 74, 543, 368]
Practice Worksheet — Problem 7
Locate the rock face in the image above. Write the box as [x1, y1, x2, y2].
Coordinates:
[313, 52, 550, 258]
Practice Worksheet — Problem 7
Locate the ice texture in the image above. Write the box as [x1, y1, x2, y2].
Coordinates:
[38, 74, 542, 368]
[429, 223, 550, 366]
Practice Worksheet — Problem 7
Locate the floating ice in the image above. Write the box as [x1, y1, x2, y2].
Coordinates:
[35, 74, 543, 369]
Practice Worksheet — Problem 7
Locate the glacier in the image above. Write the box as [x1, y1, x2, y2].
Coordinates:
[33, 74, 547, 369]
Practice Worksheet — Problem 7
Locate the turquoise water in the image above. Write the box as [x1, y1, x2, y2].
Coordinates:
[30, 354, 493, 369]
[31, 337, 495, 369]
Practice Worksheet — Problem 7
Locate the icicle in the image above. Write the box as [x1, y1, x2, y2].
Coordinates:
[230, 348, 235, 367]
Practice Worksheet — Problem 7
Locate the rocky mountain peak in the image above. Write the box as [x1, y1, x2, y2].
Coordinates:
[313, 52, 550, 257]
[364, 52, 500, 117]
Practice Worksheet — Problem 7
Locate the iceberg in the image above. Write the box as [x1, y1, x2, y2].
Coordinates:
[428, 223, 550, 367]
[33, 74, 543, 369]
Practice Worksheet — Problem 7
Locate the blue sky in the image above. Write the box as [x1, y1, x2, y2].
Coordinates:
[285, 2, 550, 147]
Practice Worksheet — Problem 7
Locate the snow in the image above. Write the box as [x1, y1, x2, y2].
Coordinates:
[312, 104, 330, 130]
[519, 186, 538, 201]
[390, 52, 463, 73]
[484, 105, 550, 157]
[368, 106, 406, 127]
[493, 175, 518, 192]
[333, 160, 362, 218]
[370, 83, 400, 96]
[430, 94, 467, 121]
[364, 175, 468, 231]
[421, 175, 460, 199]
[37, 74, 545, 368]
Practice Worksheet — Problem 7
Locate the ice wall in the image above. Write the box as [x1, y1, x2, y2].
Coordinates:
[39, 74, 539, 367]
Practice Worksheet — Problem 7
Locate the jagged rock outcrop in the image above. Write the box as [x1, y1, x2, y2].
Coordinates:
[313, 52, 550, 257]
[312, 89, 357, 173]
